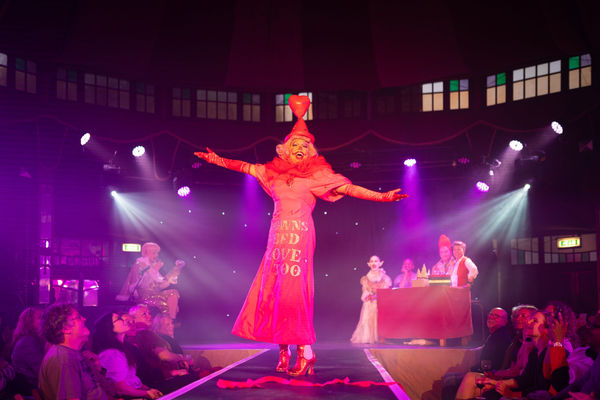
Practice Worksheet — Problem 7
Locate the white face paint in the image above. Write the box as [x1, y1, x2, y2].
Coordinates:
[367, 255, 383, 270]
[289, 138, 310, 164]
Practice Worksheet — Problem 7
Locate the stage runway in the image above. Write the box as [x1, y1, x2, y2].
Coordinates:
[164, 342, 482, 399]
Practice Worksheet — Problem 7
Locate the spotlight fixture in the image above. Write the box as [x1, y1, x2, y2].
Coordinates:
[80, 133, 91, 146]
[132, 146, 146, 157]
[404, 158, 417, 167]
[457, 157, 470, 165]
[551, 121, 563, 135]
[177, 186, 191, 198]
[509, 140, 524, 151]
[110, 190, 118, 197]
[523, 183, 531, 191]
[349, 161, 362, 169]
[475, 181, 490, 192]
[489, 170, 494, 176]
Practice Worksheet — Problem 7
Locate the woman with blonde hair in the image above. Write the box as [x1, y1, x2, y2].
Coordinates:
[195, 95, 407, 376]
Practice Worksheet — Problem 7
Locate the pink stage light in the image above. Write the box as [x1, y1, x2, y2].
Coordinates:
[457, 157, 470, 165]
[177, 186, 191, 197]
[404, 158, 417, 167]
[349, 161, 362, 169]
[476, 181, 490, 192]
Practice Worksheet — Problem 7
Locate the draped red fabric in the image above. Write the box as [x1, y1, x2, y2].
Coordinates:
[217, 375, 402, 389]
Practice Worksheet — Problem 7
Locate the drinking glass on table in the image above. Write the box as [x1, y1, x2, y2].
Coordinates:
[475, 376, 488, 399]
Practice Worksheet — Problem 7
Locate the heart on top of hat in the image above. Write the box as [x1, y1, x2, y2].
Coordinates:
[288, 95, 311, 118]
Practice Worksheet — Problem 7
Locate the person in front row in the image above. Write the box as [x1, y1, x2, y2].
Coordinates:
[452, 240, 478, 287]
[39, 304, 110, 400]
[394, 258, 417, 288]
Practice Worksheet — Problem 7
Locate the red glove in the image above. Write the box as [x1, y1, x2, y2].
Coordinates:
[194, 148, 251, 174]
[343, 184, 408, 202]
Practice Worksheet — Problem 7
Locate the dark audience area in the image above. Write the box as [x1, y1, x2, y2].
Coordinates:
[0, 303, 220, 400]
[1, 299, 598, 399]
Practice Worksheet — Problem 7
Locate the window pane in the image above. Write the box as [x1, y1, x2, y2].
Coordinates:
[581, 53, 591, 67]
[486, 75, 496, 87]
[497, 73, 506, 85]
[537, 63, 548, 76]
[524, 66, 536, 79]
[513, 68, 524, 81]
[549, 73, 561, 93]
[422, 83, 432, 94]
[569, 56, 579, 70]
[549, 60, 561, 74]
[581, 66, 592, 87]
[486, 87, 496, 106]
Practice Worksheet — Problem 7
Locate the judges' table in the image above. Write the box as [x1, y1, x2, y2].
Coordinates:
[377, 286, 473, 339]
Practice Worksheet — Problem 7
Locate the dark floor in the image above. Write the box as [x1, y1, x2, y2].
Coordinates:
[170, 346, 401, 399]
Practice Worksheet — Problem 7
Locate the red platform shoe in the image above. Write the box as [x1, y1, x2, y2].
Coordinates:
[287, 345, 316, 376]
[275, 344, 290, 372]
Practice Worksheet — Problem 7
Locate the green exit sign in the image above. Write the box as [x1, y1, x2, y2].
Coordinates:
[122, 243, 141, 252]
[557, 237, 581, 249]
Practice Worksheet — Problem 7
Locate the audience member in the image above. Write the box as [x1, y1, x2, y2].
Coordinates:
[92, 312, 162, 399]
[152, 313, 183, 355]
[9, 306, 46, 395]
[455, 306, 538, 399]
[451, 308, 512, 399]
[545, 300, 577, 351]
[127, 304, 197, 393]
[479, 310, 570, 399]
[38, 303, 110, 400]
[393, 258, 417, 288]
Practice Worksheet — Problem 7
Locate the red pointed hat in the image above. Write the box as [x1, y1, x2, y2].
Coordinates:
[284, 95, 315, 144]
[439, 234, 451, 249]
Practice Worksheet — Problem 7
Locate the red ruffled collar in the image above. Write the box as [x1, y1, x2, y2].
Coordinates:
[264, 156, 333, 180]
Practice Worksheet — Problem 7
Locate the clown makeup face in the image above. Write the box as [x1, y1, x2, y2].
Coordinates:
[439, 246, 452, 263]
[289, 138, 310, 164]
[367, 255, 383, 270]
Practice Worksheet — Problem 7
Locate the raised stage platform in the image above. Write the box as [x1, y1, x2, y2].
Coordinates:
[164, 343, 482, 400]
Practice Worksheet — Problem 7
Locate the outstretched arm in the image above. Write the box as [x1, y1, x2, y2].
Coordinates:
[335, 184, 408, 202]
[194, 148, 256, 177]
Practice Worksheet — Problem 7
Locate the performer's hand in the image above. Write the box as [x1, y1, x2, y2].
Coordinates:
[175, 259, 186, 269]
[380, 188, 409, 202]
[194, 147, 222, 165]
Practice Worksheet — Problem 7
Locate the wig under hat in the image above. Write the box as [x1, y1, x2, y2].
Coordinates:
[284, 95, 315, 144]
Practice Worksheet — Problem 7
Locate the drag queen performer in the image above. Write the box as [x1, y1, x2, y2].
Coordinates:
[350, 255, 392, 344]
[431, 234, 456, 276]
[194, 96, 407, 376]
[117, 242, 185, 319]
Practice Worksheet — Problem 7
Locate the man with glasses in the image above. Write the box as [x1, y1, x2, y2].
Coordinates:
[39, 304, 110, 400]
